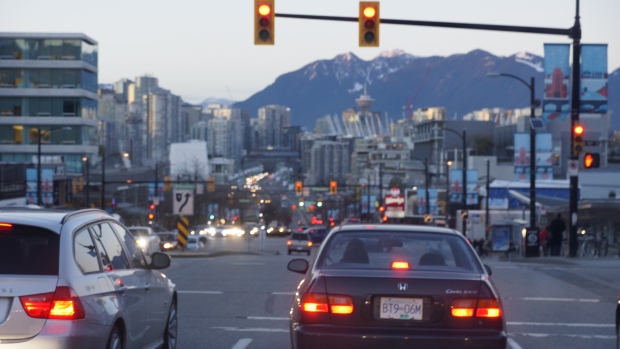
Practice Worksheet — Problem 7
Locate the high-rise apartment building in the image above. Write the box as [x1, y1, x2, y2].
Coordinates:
[0, 33, 99, 174]
[257, 105, 290, 148]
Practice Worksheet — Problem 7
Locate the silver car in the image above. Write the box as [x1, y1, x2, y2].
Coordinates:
[0, 208, 178, 349]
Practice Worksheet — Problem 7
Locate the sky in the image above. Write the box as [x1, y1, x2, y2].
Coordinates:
[2, 0, 619, 104]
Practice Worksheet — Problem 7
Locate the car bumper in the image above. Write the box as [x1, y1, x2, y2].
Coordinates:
[0, 320, 112, 349]
[291, 324, 507, 349]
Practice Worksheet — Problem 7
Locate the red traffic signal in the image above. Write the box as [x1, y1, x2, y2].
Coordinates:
[572, 123, 585, 157]
[583, 153, 600, 168]
[254, 0, 275, 45]
[149, 203, 155, 210]
[359, 2, 380, 47]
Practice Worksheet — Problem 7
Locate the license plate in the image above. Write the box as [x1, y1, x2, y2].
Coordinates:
[379, 297, 423, 320]
[296, 247, 302, 250]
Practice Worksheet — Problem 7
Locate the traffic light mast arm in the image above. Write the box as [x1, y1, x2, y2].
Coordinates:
[275, 13, 572, 37]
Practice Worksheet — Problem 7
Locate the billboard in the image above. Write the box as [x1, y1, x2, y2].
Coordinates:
[542, 43, 571, 124]
[449, 169, 478, 205]
[514, 132, 554, 181]
[580, 44, 608, 114]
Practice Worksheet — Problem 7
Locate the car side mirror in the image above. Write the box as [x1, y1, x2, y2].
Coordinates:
[150, 252, 171, 270]
[288, 259, 308, 274]
[484, 264, 492, 276]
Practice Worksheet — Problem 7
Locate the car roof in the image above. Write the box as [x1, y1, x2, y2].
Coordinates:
[331, 223, 461, 235]
[0, 208, 115, 233]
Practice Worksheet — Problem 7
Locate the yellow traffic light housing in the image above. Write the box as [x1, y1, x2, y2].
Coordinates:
[254, 0, 275, 45]
[359, 2, 380, 47]
[329, 181, 338, 195]
[572, 123, 584, 157]
[295, 181, 303, 195]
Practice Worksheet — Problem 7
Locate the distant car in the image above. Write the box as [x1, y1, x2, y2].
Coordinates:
[127, 226, 161, 256]
[185, 235, 201, 250]
[189, 225, 210, 244]
[287, 224, 506, 349]
[287, 233, 313, 256]
[158, 232, 178, 251]
[0, 208, 178, 348]
[305, 226, 329, 243]
[221, 225, 245, 237]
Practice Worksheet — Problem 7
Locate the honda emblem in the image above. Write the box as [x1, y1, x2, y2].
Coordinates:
[398, 283, 408, 291]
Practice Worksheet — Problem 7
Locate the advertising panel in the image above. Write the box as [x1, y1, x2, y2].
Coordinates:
[542, 43, 570, 124]
[580, 44, 608, 114]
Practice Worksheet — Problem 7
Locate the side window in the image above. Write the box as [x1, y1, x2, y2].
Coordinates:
[73, 228, 101, 274]
[111, 222, 147, 268]
[92, 222, 130, 270]
[90, 226, 112, 271]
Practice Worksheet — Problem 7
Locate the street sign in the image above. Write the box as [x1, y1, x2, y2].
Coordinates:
[173, 189, 194, 216]
[568, 160, 578, 177]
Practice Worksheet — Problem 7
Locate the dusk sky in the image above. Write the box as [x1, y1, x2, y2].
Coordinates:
[3, 0, 618, 104]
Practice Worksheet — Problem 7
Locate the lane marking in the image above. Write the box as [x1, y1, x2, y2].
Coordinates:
[231, 338, 253, 349]
[507, 338, 523, 349]
[271, 292, 294, 295]
[233, 262, 266, 265]
[247, 316, 288, 321]
[508, 322, 613, 328]
[214, 327, 288, 333]
[521, 297, 599, 303]
[178, 290, 223, 294]
[511, 333, 615, 340]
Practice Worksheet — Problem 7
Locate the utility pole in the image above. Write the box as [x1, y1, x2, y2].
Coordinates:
[485, 159, 490, 241]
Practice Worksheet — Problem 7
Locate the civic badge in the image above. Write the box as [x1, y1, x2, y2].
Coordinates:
[397, 283, 408, 291]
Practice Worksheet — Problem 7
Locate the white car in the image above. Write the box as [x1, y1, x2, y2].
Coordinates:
[185, 235, 201, 250]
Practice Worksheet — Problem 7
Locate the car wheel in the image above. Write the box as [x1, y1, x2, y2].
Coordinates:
[163, 300, 178, 349]
[106, 325, 123, 349]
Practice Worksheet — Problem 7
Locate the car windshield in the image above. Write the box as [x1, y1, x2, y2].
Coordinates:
[0, 224, 60, 275]
[317, 231, 481, 273]
[129, 228, 150, 238]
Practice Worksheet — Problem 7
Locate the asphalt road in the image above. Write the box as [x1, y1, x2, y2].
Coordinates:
[164, 236, 619, 349]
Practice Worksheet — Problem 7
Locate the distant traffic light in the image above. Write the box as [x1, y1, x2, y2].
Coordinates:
[299, 197, 305, 207]
[329, 180, 338, 195]
[254, 0, 274, 45]
[317, 198, 323, 207]
[583, 153, 600, 169]
[572, 123, 585, 157]
[359, 1, 380, 47]
[148, 202, 155, 222]
[295, 181, 303, 195]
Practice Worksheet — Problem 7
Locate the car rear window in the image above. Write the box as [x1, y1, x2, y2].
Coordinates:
[318, 231, 481, 273]
[128, 228, 149, 237]
[0, 224, 59, 275]
[291, 233, 309, 240]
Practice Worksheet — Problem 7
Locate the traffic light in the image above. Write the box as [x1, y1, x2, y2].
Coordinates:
[583, 153, 600, 168]
[329, 181, 337, 195]
[148, 203, 155, 222]
[299, 197, 305, 207]
[163, 176, 172, 192]
[572, 123, 585, 157]
[379, 205, 387, 222]
[359, 1, 380, 47]
[317, 198, 323, 207]
[254, 0, 274, 45]
[295, 181, 303, 195]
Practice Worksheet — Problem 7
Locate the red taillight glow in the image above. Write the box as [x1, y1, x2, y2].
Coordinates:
[0, 223, 12, 228]
[391, 261, 410, 269]
[307, 241, 313, 247]
[302, 293, 353, 314]
[20, 287, 85, 320]
[287, 240, 292, 246]
[451, 298, 501, 318]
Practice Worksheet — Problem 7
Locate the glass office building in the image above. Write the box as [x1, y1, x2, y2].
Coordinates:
[0, 33, 99, 174]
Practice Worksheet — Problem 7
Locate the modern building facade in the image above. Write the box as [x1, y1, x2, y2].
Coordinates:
[0, 33, 99, 175]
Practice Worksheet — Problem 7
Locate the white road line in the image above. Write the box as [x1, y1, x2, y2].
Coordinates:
[508, 322, 613, 328]
[511, 333, 615, 340]
[231, 338, 253, 349]
[178, 290, 223, 294]
[247, 316, 288, 321]
[271, 292, 294, 295]
[521, 297, 599, 302]
[507, 338, 524, 349]
[214, 327, 288, 333]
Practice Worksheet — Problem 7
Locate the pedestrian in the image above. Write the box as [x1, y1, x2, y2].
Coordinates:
[539, 227, 549, 256]
[548, 213, 566, 256]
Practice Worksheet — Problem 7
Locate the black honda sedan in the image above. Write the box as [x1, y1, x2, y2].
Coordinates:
[287, 224, 506, 349]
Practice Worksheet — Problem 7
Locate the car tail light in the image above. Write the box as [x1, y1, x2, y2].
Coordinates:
[287, 240, 292, 246]
[475, 299, 502, 318]
[391, 261, 410, 269]
[20, 286, 85, 320]
[307, 241, 313, 247]
[0, 223, 12, 228]
[329, 295, 354, 314]
[451, 298, 501, 318]
[302, 293, 329, 313]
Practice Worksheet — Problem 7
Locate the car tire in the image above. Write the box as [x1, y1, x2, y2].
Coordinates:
[163, 300, 178, 349]
[106, 325, 123, 349]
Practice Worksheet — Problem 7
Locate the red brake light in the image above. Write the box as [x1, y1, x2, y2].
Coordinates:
[20, 287, 85, 320]
[451, 298, 501, 318]
[391, 261, 410, 270]
[0, 223, 12, 228]
[302, 293, 329, 313]
[451, 299, 476, 317]
[476, 299, 502, 318]
[287, 240, 292, 246]
[307, 241, 313, 247]
[302, 293, 354, 314]
[329, 295, 354, 314]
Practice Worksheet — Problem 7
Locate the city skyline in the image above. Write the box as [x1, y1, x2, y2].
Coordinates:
[3, 0, 618, 104]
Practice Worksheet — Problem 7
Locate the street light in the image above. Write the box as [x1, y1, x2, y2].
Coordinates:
[438, 127, 467, 235]
[101, 151, 130, 209]
[488, 72, 539, 256]
[36, 126, 71, 206]
[82, 157, 89, 208]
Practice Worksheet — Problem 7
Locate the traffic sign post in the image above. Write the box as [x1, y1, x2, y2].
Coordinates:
[176, 216, 189, 250]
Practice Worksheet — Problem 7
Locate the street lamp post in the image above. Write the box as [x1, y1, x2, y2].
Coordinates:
[441, 127, 467, 235]
[488, 72, 539, 257]
[82, 157, 89, 208]
[36, 126, 71, 206]
[100, 151, 129, 209]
